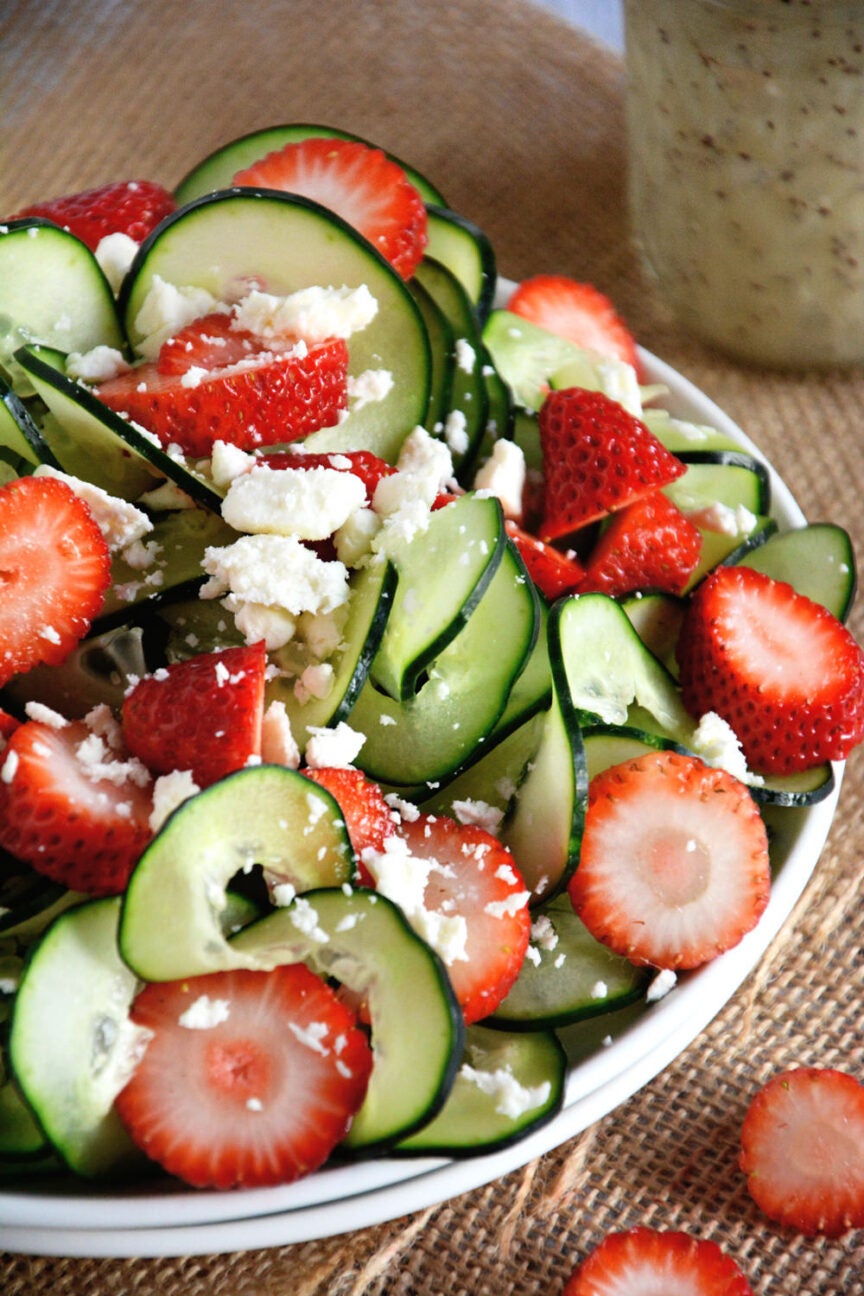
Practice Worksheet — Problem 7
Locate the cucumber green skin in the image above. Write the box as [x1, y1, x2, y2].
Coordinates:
[0, 374, 59, 468]
[0, 221, 124, 389]
[230, 888, 463, 1153]
[0, 1070, 50, 1160]
[119, 766, 355, 982]
[173, 123, 446, 207]
[119, 190, 431, 464]
[393, 1023, 565, 1156]
[665, 451, 771, 518]
[424, 206, 497, 325]
[9, 897, 147, 1178]
[350, 538, 539, 788]
[407, 277, 455, 434]
[737, 522, 857, 623]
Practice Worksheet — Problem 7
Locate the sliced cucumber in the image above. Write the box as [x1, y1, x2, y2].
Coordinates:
[371, 493, 505, 702]
[0, 221, 124, 391]
[120, 190, 430, 463]
[407, 276, 454, 434]
[394, 1023, 564, 1156]
[582, 724, 685, 779]
[119, 766, 354, 982]
[619, 592, 686, 675]
[420, 707, 547, 820]
[174, 123, 446, 207]
[689, 514, 776, 590]
[0, 1072, 49, 1161]
[491, 896, 649, 1030]
[0, 374, 58, 467]
[424, 206, 496, 323]
[665, 451, 771, 517]
[737, 522, 857, 623]
[643, 407, 741, 455]
[230, 887, 463, 1153]
[349, 538, 538, 787]
[9, 897, 147, 1177]
[751, 763, 836, 808]
[15, 344, 222, 507]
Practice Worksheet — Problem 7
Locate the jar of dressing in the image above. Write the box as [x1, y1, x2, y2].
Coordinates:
[624, 0, 864, 368]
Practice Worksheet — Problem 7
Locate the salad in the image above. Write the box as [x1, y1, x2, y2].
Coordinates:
[1, 124, 863, 1196]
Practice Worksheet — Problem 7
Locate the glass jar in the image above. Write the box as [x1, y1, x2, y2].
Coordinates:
[624, 0, 864, 368]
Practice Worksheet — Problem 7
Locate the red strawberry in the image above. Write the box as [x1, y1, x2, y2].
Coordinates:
[568, 750, 770, 970]
[367, 812, 530, 1025]
[115, 963, 373, 1189]
[504, 520, 585, 600]
[578, 490, 702, 597]
[563, 1227, 753, 1296]
[0, 718, 153, 895]
[232, 137, 428, 279]
[739, 1067, 864, 1237]
[537, 388, 686, 542]
[259, 449, 396, 504]
[0, 708, 21, 742]
[0, 475, 111, 688]
[121, 643, 267, 788]
[156, 311, 258, 375]
[506, 275, 639, 371]
[95, 334, 349, 458]
[676, 565, 864, 774]
[303, 765, 396, 884]
[11, 179, 175, 252]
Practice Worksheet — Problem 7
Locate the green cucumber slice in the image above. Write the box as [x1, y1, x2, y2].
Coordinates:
[371, 493, 505, 702]
[643, 407, 741, 455]
[737, 522, 857, 623]
[619, 592, 686, 675]
[394, 1023, 564, 1155]
[491, 896, 650, 1030]
[15, 344, 222, 508]
[9, 897, 147, 1177]
[424, 206, 497, 323]
[230, 887, 463, 1152]
[349, 538, 538, 787]
[120, 190, 431, 463]
[0, 1073, 49, 1161]
[119, 766, 354, 982]
[0, 375, 58, 467]
[420, 707, 547, 820]
[751, 763, 836, 808]
[582, 724, 685, 779]
[665, 451, 771, 517]
[174, 123, 446, 207]
[407, 277, 454, 434]
[0, 221, 124, 392]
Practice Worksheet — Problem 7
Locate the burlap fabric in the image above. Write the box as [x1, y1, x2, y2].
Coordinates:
[1, 0, 862, 1290]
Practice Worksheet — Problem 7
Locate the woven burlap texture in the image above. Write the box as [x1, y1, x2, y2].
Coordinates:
[1, 1, 863, 1291]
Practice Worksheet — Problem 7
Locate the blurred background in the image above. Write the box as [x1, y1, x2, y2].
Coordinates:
[537, 1, 623, 49]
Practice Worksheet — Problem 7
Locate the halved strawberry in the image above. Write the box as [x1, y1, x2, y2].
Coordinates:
[303, 765, 396, 884]
[95, 334, 349, 458]
[232, 137, 427, 279]
[0, 475, 111, 688]
[0, 707, 21, 743]
[563, 1227, 753, 1296]
[156, 311, 257, 375]
[577, 490, 702, 597]
[366, 812, 531, 1025]
[11, 179, 176, 252]
[121, 643, 267, 788]
[115, 963, 373, 1189]
[506, 275, 639, 371]
[676, 565, 864, 774]
[537, 388, 686, 542]
[260, 449, 396, 504]
[504, 520, 585, 600]
[0, 718, 153, 895]
[739, 1067, 864, 1237]
[568, 750, 771, 970]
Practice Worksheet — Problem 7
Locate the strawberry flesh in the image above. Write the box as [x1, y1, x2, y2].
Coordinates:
[506, 274, 639, 372]
[303, 765, 396, 884]
[115, 963, 373, 1189]
[564, 1227, 753, 1295]
[11, 179, 176, 251]
[0, 475, 111, 687]
[578, 489, 702, 597]
[121, 642, 267, 788]
[677, 565, 864, 774]
[568, 750, 771, 970]
[740, 1067, 864, 1236]
[504, 520, 586, 600]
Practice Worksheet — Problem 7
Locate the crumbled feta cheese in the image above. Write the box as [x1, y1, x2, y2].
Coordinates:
[472, 439, 526, 521]
[94, 231, 139, 294]
[347, 368, 394, 408]
[260, 700, 301, 768]
[221, 464, 366, 540]
[134, 276, 222, 360]
[452, 798, 504, 834]
[287, 896, 330, 943]
[690, 711, 764, 787]
[333, 506, 382, 566]
[485, 891, 531, 920]
[65, 344, 131, 384]
[120, 537, 162, 571]
[362, 834, 469, 966]
[530, 915, 559, 952]
[149, 769, 200, 833]
[690, 501, 758, 538]
[443, 409, 469, 456]
[272, 881, 297, 907]
[233, 285, 378, 343]
[646, 968, 678, 1003]
[294, 662, 335, 705]
[288, 1019, 331, 1055]
[34, 465, 152, 552]
[75, 733, 151, 788]
[1, 750, 19, 783]
[24, 702, 68, 729]
[178, 995, 230, 1030]
[201, 534, 350, 617]
[209, 440, 257, 488]
[459, 1063, 551, 1118]
[304, 722, 366, 769]
[455, 338, 476, 374]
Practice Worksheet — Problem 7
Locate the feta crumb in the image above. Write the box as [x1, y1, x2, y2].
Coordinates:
[233, 285, 378, 343]
[646, 968, 678, 1003]
[690, 711, 764, 787]
[304, 721, 366, 769]
[24, 702, 68, 729]
[443, 409, 469, 456]
[333, 506, 382, 566]
[1, 750, 19, 783]
[452, 798, 504, 834]
[271, 881, 296, 907]
[149, 769, 200, 833]
[484, 891, 531, 920]
[347, 368, 394, 409]
[362, 834, 469, 966]
[530, 914, 559, 952]
[288, 1019, 331, 1055]
[294, 662, 335, 705]
[134, 276, 222, 360]
[65, 344, 131, 384]
[94, 232, 139, 293]
[209, 440, 257, 488]
[591, 980, 609, 999]
[34, 465, 152, 552]
[260, 700, 301, 768]
[221, 464, 366, 541]
[455, 338, 476, 374]
[472, 439, 526, 521]
[178, 995, 231, 1030]
[459, 1063, 551, 1118]
[201, 534, 350, 617]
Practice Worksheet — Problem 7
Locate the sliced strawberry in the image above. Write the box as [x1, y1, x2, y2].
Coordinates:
[0, 476, 111, 688]
[11, 179, 175, 252]
[366, 812, 530, 1025]
[568, 750, 770, 970]
[115, 963, 373, 1189]
[303, 766, 396, 884]
[577, 490, 702, 597]
[506, 275, 639, 371]
[259, 449, 396, 504]
[677, 565, 864, 774]
[504, 520, 585, 600]
[232, 137, 428, 279]
[563, 1227, 753, 1296]
[0, 707, 22, 743]
[0, 718, 153, 895]
[537, 388, 686, 542]
[740, 1067, 864, 1237]
[121, 643, 267, 788]
[156, 311, 258, 375]
[96, 334, 349, 458]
